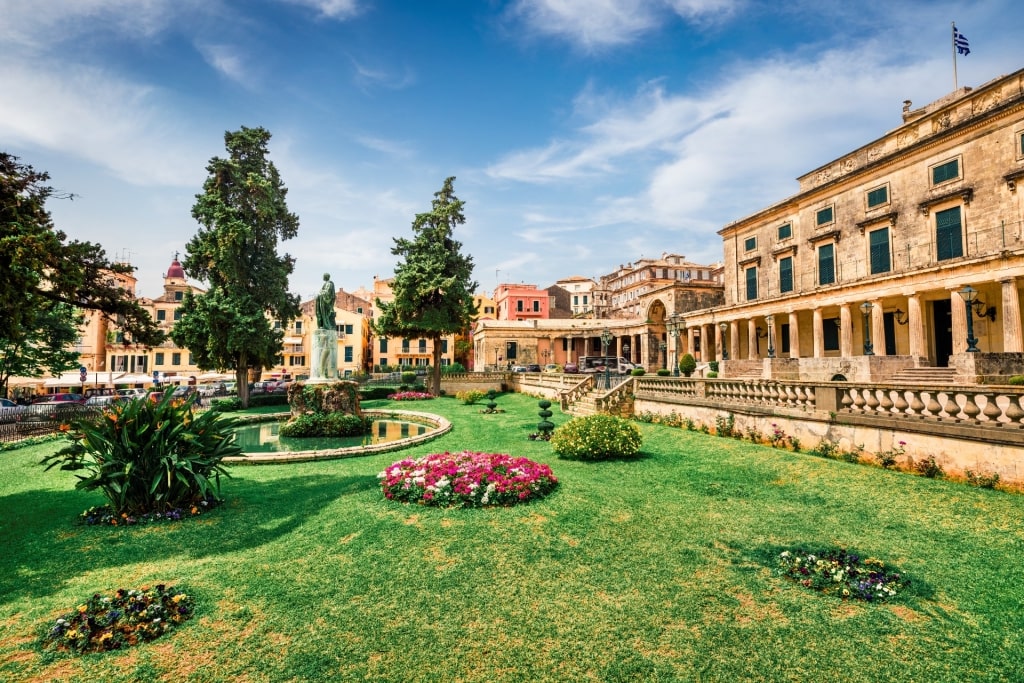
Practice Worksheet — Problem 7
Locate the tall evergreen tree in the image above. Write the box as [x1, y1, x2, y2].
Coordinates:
[374, 177, 477, 396]
[0, 152, 163, 397]
[172, 127, 300, 407]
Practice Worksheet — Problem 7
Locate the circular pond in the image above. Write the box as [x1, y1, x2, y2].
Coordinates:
[223, 409, 451, 464]
[233, 418, 428, 453]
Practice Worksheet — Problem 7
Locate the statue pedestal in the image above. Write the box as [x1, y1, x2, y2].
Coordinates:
[309, 329, 339, 383]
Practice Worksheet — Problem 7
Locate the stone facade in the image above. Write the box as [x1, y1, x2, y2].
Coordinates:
[679, 67, 1024, 383]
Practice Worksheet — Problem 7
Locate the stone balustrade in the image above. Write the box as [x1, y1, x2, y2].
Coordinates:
[837, 385, 1024, 424]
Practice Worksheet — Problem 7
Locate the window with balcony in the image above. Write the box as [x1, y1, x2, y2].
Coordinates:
[516, 300, 524, 312]
[779, 256, 794, 294]
[936, 205, 964, 261]
[532, 300, 540, 312]
[818, 243, 835, 285]
[418, 339, 427, 353]
[869, 227, 891, 274]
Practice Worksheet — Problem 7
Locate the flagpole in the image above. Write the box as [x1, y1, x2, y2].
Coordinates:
[952, 21, 958, 91]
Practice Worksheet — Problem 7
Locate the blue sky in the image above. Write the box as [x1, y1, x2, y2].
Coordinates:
[2, 1, 1020, 303]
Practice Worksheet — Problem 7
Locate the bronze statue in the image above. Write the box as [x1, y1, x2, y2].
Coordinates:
[316, 273, 336, 330]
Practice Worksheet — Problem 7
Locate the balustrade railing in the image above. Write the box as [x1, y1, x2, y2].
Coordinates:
[558, 376, 593, 411]
[838, 386, 1024, 425]
[595, 378, 635, 414]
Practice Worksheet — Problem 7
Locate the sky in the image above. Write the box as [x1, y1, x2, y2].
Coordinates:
[2, 1, 1021, 303]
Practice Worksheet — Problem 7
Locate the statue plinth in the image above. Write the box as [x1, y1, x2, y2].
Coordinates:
[309, 328, 339, 383]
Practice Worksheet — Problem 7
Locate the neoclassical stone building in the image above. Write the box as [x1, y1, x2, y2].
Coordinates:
[672, 67, 1024, 383]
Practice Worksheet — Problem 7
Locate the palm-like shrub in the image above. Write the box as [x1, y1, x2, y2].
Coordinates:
[41, 394, 240, 515]
[550, 414, 642, 461]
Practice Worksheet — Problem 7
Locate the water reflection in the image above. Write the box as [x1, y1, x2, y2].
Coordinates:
[233, 419, 428, 453]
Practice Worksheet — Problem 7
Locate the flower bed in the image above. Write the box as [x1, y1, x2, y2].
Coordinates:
[379, 451, 558, 507]
[386, 391, 435, 401]
[41, 585, 194, 654]
[77, 499, 221, 526]
[777, 547, 909, 602]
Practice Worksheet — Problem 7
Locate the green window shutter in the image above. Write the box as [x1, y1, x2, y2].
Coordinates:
[867, 186, 888, 207]
[818, 244, 835, 285]
[936, 206, 963, 261]
[379, 338, 388, 353]
[157, 309, 166, 321]
[816, 206, 833, 226]
[744, 236, 757, 251]
[344, 346, 353, 362]
[745, 267, 758, 301]
[779, 257, 793, 293]
[869, 227, 891, 274]
[777, 223, 792, 240]
[932, 159, 959, 185]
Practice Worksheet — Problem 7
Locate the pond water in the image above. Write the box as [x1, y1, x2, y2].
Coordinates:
[233, 419, 429, 453]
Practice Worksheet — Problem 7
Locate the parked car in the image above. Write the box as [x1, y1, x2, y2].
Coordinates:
[525, 364, 542, 373]
[0, 398, 16, 408]
[20, 396, 92, 425]
[117, 388, 147, 399]
[0, 399, 27, 424]
[510, 365, 528, 373]
[543, 364, 561, 373]
[84, 395, 118, 408]
[562, 362, 579, 374]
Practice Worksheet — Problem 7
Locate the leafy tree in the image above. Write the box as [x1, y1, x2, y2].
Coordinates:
[0, 303, 82, 397]
[0, 152, 164, 397]
[373, 177, 477, 396]
[172, 127, 300, 408]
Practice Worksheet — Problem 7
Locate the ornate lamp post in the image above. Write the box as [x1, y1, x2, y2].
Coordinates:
[719, 321, 728, 361]
[860, 302, 875, 356]
[600, 328, 613, 389]
[659, 340, 667, 370]
[765, 314, 776, 359]
[666, 313, 682, 376]
[958, 285, 981, 352]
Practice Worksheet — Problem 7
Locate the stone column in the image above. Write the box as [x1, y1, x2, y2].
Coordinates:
[788, 311, 800, 358]
[1002, 277, 1023, 352]
[704, 324, 716, 361]
[907, 294, 925, 359]
[839, 304, 853, 357]
[951, 288, 967, 355]
[747, 319, 759, 359]
[871, 300, 886, 356]
[730, 321, 741, 360]
[812, 308, 824, 358]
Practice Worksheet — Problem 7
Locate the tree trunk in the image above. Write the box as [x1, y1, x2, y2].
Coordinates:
[431, 339, 442, 396]
[237, 350, 250, 408]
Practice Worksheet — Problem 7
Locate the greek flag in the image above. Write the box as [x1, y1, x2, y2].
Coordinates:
[954, 25, 970, 55]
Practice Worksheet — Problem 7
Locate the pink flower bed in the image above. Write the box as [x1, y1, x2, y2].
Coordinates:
[387, 391, 434, 401]
[378, 451, 558, 508]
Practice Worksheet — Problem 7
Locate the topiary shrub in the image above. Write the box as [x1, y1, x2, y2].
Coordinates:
[630, 368, 646, 376]
[679, 353, 697, 377]
[1009, 375, 1024, 386]
[401, 371, 417, 385]
[656, 369, 670, 376]
[41, 393, 240, 516]
[550, 414, 642, 461]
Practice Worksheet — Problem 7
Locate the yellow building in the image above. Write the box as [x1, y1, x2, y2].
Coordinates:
[362, 276, 458, 371]
[679, 67, 1024, 384]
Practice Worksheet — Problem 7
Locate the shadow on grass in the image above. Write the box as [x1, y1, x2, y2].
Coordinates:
[0, 472, 379, 601]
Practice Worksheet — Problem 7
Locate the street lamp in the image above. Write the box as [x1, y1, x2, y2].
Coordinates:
[659, 340, 667, 370]
[666, 313, 682, 376]
[600, 328, 613, 389]
[860, 302, 875, 356]
[719, 321, 728, 361]
[765, 314, 776, 359]
[958, 285, 981, 352]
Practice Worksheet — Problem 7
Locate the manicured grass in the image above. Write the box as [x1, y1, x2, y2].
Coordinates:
[1, 393, 1023, 681]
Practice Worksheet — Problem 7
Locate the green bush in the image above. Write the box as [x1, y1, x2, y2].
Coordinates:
[280, 412, 371, 438]
[247, 393, 288, 408]
[1009, 375, 1024, 385]
[708, 361, 719, 373]
[630, 368, 646, 376]
[41, 393, 240, 515]
[401, 371, 417, 385]
[550, 414, 642, 461]
[706, 371, 719, 378]
[679, 354, 697, 377]
[656, 369, 670, 376]
[442, 362, 467, 374]
[210, 396, 242, 412]
[360, 387, 394, 400]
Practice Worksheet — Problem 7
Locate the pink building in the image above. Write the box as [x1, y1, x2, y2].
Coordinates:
[494, 283, 549, 321]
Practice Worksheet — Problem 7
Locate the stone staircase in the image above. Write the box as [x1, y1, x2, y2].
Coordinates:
[565, 389, 603, 416]
[888, 366, 958, 385]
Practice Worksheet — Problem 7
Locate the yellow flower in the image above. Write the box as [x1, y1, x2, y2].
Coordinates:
[77, 604, 87, 613]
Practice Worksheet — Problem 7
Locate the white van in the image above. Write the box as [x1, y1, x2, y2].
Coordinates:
[578, 356, 637, 374]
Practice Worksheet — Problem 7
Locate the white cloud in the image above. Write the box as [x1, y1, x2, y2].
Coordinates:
[196, 43, 257, 88]
[0, 60, 206, 187]
[279, 0, 363, 20]
[505, 0, 741, 50]
[0, 0, 199, 48]
[350, 58, 417, 90]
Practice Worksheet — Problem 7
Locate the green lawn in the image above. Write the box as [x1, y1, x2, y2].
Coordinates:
[1, 393, 1022, 682]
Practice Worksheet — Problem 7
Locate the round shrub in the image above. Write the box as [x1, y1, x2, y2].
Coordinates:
[679, 353, 697, 377]
[656, 369, 671, 376]
[379, 451, 558, 507]
[550, 414, 642, 461]
[630, 368, 646, 376]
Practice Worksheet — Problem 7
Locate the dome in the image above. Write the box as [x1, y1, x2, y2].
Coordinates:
[166, 257, 186, 280]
